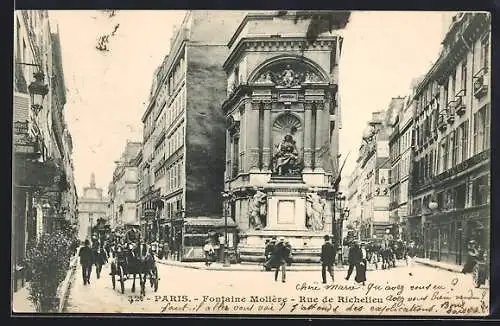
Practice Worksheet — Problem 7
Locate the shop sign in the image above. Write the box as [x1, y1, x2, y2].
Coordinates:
[433, 150, 490, 183]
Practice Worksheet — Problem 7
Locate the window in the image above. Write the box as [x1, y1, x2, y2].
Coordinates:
[480, 36, 489, 70]
[443, 80, 449, 109]
[473, 106, 489, 154]
[455, 184, 466, 209]
[461, 60, 467, 92]
[460, 120, 469, 162]
[440, 137, 448, 172]
[472, 174, 489, 206]
[450, 70, 456, 97]
[451, 130, 458, 167]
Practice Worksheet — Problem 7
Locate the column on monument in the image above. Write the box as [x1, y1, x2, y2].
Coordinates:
[246, 102, 260, 172]
[262, 102, 272, 171]
[303, 102, 313, 171]
[314, 101, 325, 171]
[323, 100, 333, 172]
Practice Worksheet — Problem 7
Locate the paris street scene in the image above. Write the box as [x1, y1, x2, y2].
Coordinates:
[12, 10, 491, 316]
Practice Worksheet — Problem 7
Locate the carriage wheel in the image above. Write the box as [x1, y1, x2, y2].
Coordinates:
[152, 266, 159, 292]
[119, 265, 125, 294]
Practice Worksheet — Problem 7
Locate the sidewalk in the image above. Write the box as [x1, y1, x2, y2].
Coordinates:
[414, 257, 463, 273]
[12, 283, 36, 313]
[12, 256, 78, 314]
[156, 258, 377, 272]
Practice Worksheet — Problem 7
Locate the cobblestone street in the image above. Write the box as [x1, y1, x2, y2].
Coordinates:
[65, 260, 489, 314]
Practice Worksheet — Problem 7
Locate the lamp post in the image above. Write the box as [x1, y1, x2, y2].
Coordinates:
[221, 191, 233, 267]
[426, 200, 438, 259]
[28, 71, 49, 116]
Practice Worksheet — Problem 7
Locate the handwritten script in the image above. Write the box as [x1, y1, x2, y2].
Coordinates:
[124, 277, 489, 316]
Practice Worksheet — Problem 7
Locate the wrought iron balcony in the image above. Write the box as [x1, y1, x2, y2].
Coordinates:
[473, 67, 488, 99]
[438, 113, 447, 132]
[444, 104, 455, 125]
[453, 96, 466, 116]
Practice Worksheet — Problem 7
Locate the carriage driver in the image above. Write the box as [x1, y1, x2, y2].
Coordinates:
[125, 225, 142, 245]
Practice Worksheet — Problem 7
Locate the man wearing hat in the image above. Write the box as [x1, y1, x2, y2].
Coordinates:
[461, 239, 479, 274]
[78, 239, 93, 285]
[271, 237, 290, 283]
[345, 240, 362, 281]
[320, 235, 336, 283]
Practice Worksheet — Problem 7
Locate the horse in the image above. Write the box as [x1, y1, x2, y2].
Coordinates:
[116, 242, 158, 296]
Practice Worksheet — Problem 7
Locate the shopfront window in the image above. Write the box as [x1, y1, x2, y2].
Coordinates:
[472, 174, 489, 206]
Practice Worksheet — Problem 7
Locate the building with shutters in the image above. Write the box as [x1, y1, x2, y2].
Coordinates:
[13, 10, 78, 292]
[406, 12, 491, 266]
[108, 141, 142, 229]
[347, 101, 404, 240]
[137, 11, 245, 261]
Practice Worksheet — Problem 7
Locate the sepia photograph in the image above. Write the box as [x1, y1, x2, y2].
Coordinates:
[11, 10, 491, 316]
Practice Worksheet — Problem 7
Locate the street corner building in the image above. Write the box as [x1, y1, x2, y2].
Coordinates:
[220, 11, 350, 263]
[347, 12, 491, 268]
[404, 13, 491, 266]
[12, 10, 78, 293]
[136, 11, 248, 261]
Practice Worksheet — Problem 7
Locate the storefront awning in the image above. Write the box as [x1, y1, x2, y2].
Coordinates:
[184, 217, 237, 228]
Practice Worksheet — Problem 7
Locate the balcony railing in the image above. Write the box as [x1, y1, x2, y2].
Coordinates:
[438, 113, 447, 132]
[473, 67, 488, 99]
[453, 96, 466, 116]
[445, 102, 456, 124]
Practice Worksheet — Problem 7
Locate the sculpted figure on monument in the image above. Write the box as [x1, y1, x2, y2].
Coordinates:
[272, 134, 301, 176]
[248, 188, 267, 229]
[256, 71, 274, 84]
[305, 193, 326, 231]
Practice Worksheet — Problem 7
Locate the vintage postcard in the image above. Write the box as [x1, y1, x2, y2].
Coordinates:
[12, 10, 491, 316]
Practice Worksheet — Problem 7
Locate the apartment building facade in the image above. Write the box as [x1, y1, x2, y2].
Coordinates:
[406, 12, 490, 266]
[13, 10, 78, 291]
[108, 141, 141, 228]
[137, 11, 246, 260]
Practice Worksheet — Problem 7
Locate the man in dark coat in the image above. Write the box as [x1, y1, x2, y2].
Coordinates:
[271, 237, 290, 283]
[345, 241, 362, 281]
[321, 235, 336, 284]
[263, 239, 275, 271]
[79, 239, 93, 285]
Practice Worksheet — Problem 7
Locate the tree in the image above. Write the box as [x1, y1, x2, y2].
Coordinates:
[276, 11, 351, 45]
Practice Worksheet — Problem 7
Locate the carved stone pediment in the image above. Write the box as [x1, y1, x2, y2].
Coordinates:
[252, 60, 327, 87]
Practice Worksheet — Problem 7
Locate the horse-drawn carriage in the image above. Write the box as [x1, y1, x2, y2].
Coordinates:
[110, 242, 159, 295]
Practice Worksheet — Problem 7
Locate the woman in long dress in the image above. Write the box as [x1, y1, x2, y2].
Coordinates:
[355, 243, 367, 285]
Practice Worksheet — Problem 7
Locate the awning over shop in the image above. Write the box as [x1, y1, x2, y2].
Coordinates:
[184, 217, 237, 228]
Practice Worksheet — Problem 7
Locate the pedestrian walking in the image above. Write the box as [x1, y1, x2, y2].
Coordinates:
[79, 240, 93, 285]
[461, 240, 479, 274]
[345, 241, 362, 281]
[271, 237, 290, 283]
[320, 235, 336, 284]
[407, 241, 417, 276]
[355, 243, 367, 286]
[94, 245, 108, 279]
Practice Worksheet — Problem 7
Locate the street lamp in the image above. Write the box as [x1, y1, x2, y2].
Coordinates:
[221, 191, 233, 267]
[28, 71, 49, 116]
[42, 202, 51, 233]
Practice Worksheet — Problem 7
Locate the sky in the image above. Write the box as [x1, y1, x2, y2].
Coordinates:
[48, 10, 456, 196]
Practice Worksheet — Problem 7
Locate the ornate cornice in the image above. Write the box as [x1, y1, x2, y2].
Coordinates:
[224, 37, 338, 72]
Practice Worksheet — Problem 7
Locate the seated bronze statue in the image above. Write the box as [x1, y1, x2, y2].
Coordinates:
[272, 134, 302, 176]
